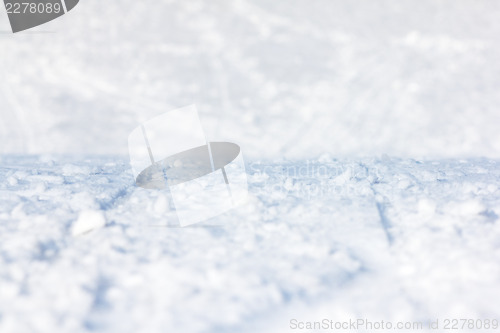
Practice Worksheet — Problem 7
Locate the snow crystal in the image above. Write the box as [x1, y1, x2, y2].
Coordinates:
[71, 210, 107, 236]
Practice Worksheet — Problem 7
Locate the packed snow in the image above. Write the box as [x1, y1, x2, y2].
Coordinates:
[1, 155, 499, 332]
[1, 0, 500, 332]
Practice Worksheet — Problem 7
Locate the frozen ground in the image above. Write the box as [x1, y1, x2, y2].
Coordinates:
[1, 0, 500, 332]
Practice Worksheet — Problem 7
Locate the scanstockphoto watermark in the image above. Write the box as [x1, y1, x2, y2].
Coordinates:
[3, 0, 80, 33]
[249, 161, 383, 180]
[290, 318, 424, 331]
[128, 105, 248, 227]
[248, 161, 387, 199]
[289, 318, 499, 331]
[247, 160, 449, 199]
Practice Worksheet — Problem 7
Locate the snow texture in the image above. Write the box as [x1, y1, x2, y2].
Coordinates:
[0, 155, 499, 332]
[1, 0, 500, 332]
[1, 0, 500, 159]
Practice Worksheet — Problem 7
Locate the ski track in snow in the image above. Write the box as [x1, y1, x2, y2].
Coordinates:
[0, 155, 499, 332]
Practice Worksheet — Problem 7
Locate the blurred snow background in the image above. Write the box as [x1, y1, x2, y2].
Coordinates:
[1, 0, 500, 159]
[1, 1, 500, 333]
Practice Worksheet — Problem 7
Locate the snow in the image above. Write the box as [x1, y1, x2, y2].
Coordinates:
[72, 210, 107, 236]
[1, 0, 500, 332]
[0, 156, 499, 332]
[1, 1, 500, 159]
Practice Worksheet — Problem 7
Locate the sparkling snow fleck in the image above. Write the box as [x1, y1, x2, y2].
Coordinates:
[72, 210, 107, 236]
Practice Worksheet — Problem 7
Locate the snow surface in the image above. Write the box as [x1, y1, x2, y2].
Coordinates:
[1, 155, 499, 332]
[1, 0, 500, 332]
[1, 0, 500, 159]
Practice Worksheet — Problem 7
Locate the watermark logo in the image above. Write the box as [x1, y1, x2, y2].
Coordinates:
[3, 0, 79, 33]
[128, 105, 248, 227]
